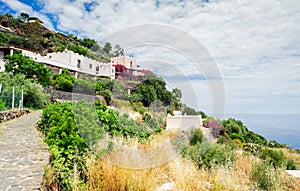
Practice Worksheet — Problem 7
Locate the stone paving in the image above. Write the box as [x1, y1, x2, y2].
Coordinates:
[0, 111, 49, 191]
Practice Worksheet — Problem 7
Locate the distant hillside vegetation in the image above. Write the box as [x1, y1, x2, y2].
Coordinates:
[0, 13, 123, 62]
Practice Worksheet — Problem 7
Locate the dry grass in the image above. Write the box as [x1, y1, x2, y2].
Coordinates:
[85, 158, 157, 191]
[283, 148, 300, 168]
[85, 132, 300, 191]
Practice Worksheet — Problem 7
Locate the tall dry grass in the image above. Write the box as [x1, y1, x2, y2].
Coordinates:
[84, 132, 300, 191]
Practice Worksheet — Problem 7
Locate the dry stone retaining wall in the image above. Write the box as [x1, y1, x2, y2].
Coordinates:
[44, 87, 97, 103]
[0, 109, 31, 123]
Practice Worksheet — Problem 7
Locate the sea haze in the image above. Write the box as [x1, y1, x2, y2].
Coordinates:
[224, 114, 300, 150]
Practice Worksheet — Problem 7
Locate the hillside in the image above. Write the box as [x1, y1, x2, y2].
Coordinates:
[1, 13, 300, 191]
[0, 13, 121, 63]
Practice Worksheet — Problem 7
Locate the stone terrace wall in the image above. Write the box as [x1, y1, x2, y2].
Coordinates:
[0, 109, 31, 123]
[44, 87, 98, 103]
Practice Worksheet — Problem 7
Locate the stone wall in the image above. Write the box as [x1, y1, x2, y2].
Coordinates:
[0, 109, 31, 123]
[44, 87, 98, 103]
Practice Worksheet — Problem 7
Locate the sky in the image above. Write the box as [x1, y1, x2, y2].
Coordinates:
[1, 0, 300, 116]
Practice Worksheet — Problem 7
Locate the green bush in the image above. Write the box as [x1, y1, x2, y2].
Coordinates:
[132, 102, 146, 115]
[38, 102, 88, 190]
[0, 73, 49, 109]
[190, 128, 204, 145]
[216, 136, 227, 144]
[243, 143, 262, 154]
[94, 100, 152, 142]
[228, 132, 245, 143]
[244, 131, 268, 145]
[4, 53, 52, 86]
[252, 161, 282, 191]
[286, 159, 297, 170]
[112, 99, 131, 108]
[53, 69, 74, 92]
[22, 83, 49, 109]
[182, 141, 236, 169]
[0, 99, 6, 111]
[259, 148, 287, 169]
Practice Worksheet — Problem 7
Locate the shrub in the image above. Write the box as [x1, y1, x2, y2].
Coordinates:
[259, 148, 287, 169]
[53, 69, 74, 92]
[216, 136, 227, 144]
[244, 131, 268, 145]
[267, 140, 286, 148]
[229, 133, 245, 143]
[252, 161, 282, 191]
[204, 121, 225, 138]
[129, 94, 143, 103]
[132, 102, 146, 115]
[286, 159, 297, 170]
[23, 83, 50, 108]
[190, 128, 204, 145]
[112, 99, 131, 108]
[142, 113, 161, 129]
[0, 73, 50, 109]
[243, 143, 262, 155]
[4, 53, 52, 86]
[182, 141, 236, 169]
[0, 99, 6, 111]
[38, 102, 88, 190]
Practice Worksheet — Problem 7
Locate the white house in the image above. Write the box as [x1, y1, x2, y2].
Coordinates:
[44, 50, 115, 79]
[0, 46, 115, 79]
[166, 111, 203, 131]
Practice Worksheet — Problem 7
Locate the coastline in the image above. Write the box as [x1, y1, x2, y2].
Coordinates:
[225, 114, 300, 149]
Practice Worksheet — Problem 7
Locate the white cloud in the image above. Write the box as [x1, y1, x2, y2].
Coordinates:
[2, 0, 300, 114]
[1, 0, 33, 13]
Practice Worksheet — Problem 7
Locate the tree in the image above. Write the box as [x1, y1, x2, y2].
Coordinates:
[136, 84, 157, 107]
[103, 42, 112, 54]
[80, 38, 97, 49]
[19, 13, 29, 22]
[4, 53, 52, 86]
[112, 44, 124, 57]
[172, 88, 182, 100]
[69, 44, 88, 56]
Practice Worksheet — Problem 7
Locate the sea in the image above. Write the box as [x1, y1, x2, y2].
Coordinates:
[224, 114, 300, 150]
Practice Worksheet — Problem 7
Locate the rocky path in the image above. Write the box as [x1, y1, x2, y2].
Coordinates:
[0, 111, 49, 191]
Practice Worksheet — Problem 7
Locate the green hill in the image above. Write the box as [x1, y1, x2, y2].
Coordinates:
[0, 13, 119, 62]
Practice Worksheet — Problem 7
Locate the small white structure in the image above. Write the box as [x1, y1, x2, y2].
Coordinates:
[0, 25, 13, 33]
[166, 113, 203, 131]
[0, 50, 5, 72]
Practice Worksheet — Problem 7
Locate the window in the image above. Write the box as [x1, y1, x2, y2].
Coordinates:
[96, 66, 99, 71]
[112, 61, 114, 63]
[89, 64, 92, 69]
[130, 61, 133, 68]
[77, 59, 81, 68]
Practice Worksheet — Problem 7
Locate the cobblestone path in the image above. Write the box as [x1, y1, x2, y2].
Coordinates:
[0, 111, 49, 191]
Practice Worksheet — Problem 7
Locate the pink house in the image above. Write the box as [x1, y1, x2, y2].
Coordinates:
[111, 56, 137, 69]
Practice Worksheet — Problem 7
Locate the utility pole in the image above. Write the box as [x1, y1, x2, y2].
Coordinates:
[0, 83, 2, 94]
[21, 89, 23, 109]
[12, 86, 15, 109]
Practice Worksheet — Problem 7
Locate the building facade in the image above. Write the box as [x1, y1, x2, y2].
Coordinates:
[0, 46, 115, 79]
[166, 112, 203, 131]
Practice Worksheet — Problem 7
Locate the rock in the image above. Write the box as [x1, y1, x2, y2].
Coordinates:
[156, 182, 176, 191]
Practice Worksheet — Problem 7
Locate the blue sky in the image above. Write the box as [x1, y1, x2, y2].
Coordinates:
[1, 0, 300, 115]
